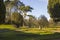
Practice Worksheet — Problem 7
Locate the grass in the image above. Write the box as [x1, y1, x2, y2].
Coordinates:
[0, 29, 60, 40]
[19, 27, 60, 35]
[19, 28, 54, 35]
[0, 25, 16, 30]
[0, 25, 60, 40]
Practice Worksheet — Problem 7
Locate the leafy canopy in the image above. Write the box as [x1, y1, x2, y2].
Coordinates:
[48, 0, 60, 22]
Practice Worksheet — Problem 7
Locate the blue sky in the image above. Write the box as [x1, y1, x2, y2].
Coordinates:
[20, 0, 50, 20]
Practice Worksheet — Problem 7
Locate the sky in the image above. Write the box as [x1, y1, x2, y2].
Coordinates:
[20, 0, 50, 20]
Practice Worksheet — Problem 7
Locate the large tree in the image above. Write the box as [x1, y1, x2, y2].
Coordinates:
[4, 0, 24, 23]
[48, 0, 60, 23]
[0, 0, 6, 24]
[19, 6, 33, 26]
[19, 6, 33, 19]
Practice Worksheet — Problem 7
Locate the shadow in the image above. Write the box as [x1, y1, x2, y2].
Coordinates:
[0, 29, 60, 40]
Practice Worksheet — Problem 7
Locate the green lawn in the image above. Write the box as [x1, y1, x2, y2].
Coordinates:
[0, 25, 16, 30]
[0, 25, 60, 40]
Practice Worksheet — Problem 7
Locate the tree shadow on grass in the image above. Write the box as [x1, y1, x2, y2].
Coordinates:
[0, 29, 60, 40]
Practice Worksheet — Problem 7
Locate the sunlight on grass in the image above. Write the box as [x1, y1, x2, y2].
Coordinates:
[0, 25, 16, 30]
[19, 27, 55, 35]
[0, 25, 60, 35]
[0, 25, 60, 40]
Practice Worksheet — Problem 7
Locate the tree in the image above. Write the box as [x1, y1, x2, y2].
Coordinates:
[0, 0, 6, 24]
[38, 15, 49, 29]
[23, 19, 29, 26]
[20, 6, 33, 18]
[4, 0, 12, 24]
[49, 18, 56, 27]
[4, 0, 24, 13]
[4, 0, 33, 27]
[19, 6, 33, 26]
[48, 0, 60, 23]
[12, 12, 23, 28]
[27, 15, 37, 28]
[4, 0, 24, 24]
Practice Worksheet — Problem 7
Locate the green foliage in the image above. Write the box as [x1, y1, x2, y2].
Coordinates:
[19, 6, 33, 27]
[12, 12, 23, 27]
[0, 0, 6, 24]
[19, 6, 33, 20]
[48, 0, 60, 22]
[20, 6, 33, 12]
[4, 0, 25, 24]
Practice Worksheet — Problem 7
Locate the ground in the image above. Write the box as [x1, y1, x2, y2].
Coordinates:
[0, 25, 60, 40]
